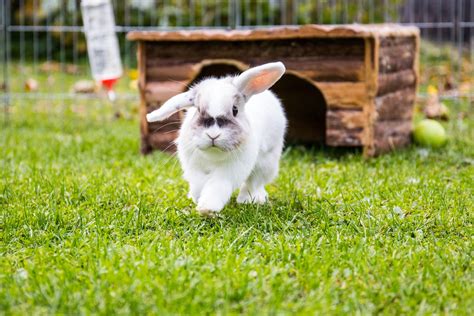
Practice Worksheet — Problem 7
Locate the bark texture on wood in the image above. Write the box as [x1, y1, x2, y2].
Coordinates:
[379, 36, 415, 47]
[377, 69, 416, 96]
[373, 120, 412, 155]
[372, 35, 417, 156]
[286, 58, 364, 81]
[146, 57, 366, 83]
[326, 128, 364, 146]
[326, 109, 365, 129]
[375, 88, 416, 121]
[379, 41, 416, 74]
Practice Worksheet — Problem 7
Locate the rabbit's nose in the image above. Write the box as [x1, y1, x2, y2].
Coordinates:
[206, 133, 221, 141]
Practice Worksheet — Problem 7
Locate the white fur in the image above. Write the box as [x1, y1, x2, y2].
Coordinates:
[147, 62, 287, 215]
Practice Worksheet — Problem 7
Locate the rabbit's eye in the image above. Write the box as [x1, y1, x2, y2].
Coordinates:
[232, 106, 238, 117]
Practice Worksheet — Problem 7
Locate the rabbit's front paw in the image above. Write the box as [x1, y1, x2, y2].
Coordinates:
[196, 198, 224, 216]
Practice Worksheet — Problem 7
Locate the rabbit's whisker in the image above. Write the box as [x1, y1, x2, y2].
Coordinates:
[160, 141, 193, 166]
[166, 79, 193, 90]
[162, 129, 180, 135]
[150, 120, 181, 134]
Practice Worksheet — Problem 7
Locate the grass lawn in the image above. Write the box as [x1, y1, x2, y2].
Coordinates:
[1, 95, 473, 314]
[1, 40, 473, 313]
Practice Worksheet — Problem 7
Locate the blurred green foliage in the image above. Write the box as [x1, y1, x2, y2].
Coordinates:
[7, 0, 405, 62]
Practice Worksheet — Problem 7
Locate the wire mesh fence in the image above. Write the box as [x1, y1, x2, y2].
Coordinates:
[1, 0, 473, 118]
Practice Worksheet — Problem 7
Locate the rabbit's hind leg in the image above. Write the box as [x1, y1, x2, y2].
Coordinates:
[236, 182, 267, 204]
[237, 149, 279, 204]
[236, 180, 268, 204]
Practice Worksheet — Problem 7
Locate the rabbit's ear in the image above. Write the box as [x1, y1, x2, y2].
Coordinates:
[234, 62, 286, 98]
[146, 92, 194, 122]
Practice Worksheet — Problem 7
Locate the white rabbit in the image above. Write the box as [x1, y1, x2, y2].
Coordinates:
[147, 62, 287, 215]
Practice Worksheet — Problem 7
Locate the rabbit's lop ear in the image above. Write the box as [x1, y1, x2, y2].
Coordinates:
[146, 92, 194, 122]
[234, 62, 286, 98]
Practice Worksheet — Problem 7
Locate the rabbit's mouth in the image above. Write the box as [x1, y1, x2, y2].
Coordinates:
[204, 146, 223, 153]
[199, 141, 239, 153]
[200, 143, 225, 152]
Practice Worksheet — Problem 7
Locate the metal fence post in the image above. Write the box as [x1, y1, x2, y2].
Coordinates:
[228, 0, 239, 29]
[2, 0, 10, 123]
[456, 0, 464, 99]
[235, 0, 241, 28]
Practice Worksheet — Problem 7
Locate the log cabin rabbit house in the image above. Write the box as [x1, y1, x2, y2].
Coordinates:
[127, 24, 419, 157]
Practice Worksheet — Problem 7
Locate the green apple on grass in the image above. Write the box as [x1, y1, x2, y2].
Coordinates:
[413, 119, 447, 148]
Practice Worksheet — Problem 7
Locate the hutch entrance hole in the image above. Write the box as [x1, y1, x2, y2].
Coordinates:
[272, 73, 327, 144]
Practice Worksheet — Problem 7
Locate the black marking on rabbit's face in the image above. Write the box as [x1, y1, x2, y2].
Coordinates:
[198, 114, 232, 128]
[198, 115, 214, 128]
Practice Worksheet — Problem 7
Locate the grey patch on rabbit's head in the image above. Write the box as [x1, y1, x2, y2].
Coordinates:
[187, 77, 250, 152]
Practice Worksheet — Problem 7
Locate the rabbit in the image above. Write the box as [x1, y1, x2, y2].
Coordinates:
[146, 62, 287, 216]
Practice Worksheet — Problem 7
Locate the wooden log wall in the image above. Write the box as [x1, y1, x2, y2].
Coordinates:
[143, 38, 369, 150]
[373, 36, 418, 155]
[131, 25, 419, 156]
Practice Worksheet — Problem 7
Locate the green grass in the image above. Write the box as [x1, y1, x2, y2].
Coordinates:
[1, 95, 473, 314]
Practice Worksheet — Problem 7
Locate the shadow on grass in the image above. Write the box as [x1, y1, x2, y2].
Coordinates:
[284, 143, 363, 161]
[190, 193, 332, 234]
